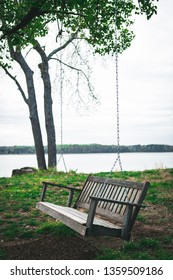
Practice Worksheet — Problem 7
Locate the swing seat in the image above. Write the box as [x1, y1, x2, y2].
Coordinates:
[36, 175, 150, 240]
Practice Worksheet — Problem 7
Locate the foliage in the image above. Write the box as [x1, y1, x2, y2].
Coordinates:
[0, 0, 159, 66]
[0, 144, 172, 154]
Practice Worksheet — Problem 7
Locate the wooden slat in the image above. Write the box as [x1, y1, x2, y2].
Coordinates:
[88, 176, 144, 189]
[129, 182, 150, 230]
[36, 202, 120, 230]
[81, 178, 146, 220]
[77, 180, 94, 204]
[129, 188, 139, 203]
[82, 181, 95, 201]
[87, 225, 122, 237]
[116, 187, 129, 214]
[37, 202, 87, 224]
[133, 189, 141, 204]
[100, 184, 114, 209]
[36, 202, 87, 235]
[110, 186, 125, 213]
[120, 187, 133, 215]
[98, 184, 109, 209]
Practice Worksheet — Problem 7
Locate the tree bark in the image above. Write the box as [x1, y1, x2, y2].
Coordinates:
[34, 42, 57, 168]
[10, 49, 47, 170]
[39, 60, 57, 167]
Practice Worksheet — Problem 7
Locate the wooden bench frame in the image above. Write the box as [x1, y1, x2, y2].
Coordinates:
[36, 175, 150, 241]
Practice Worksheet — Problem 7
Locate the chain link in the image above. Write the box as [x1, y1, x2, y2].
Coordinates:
[57, 38, 68, 172]
[110, 0, 123, 172]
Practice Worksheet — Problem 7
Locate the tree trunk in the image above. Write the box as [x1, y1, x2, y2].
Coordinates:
[27, 72, 47, 170]
[34, 41, 57, 168]
[11, 49, 47, 170]
[39, 60, 57, 168]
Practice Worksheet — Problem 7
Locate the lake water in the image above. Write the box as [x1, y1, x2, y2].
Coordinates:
[0, 153, 172, 177]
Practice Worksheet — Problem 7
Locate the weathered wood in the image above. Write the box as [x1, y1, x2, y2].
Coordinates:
[67, 189, 74, 207]
[128, 181, 150, 231]
[121, 204, 134, 240]
[36, 201, 121, 236]
[36, 175, 150, 240]
[40, 181, 81, 205]
[86, 199, 98, 229]
[36, 202, 87, 235]
[42, 181, 81, 192]
[40, 182, 47, 201]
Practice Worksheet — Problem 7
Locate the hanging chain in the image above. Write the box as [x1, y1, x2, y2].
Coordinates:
[57, 38, 68, 172]
[60, 55, 64, 149]
[110, 0, 123, 172]
[110, 51, 123, 172]
[48, 1, 67, 176]
[97, 0, 124, 197]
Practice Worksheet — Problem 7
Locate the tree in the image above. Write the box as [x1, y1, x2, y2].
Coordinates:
[0, 0, 159, 169]
[0, 1, 159, 54]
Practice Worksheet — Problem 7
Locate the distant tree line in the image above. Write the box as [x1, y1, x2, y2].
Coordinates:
[0, 144, 173, 155]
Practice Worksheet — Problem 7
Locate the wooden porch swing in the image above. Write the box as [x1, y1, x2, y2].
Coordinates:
[36, 0, 150, 241]
[36, 176, 150, 241]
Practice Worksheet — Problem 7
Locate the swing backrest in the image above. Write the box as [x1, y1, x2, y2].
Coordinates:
[74, 175, 150, 224]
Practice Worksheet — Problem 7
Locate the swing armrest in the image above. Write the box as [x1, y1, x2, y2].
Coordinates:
[89, 196, 145, 208]
[42, 181, 81, 191]
[40, 181, 81, 203]
[86, 196, 144, 229]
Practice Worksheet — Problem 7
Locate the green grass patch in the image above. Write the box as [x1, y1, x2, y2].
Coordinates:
[0, 168, 173, 259]
[96, 237, 173, 260]
[36, 221, 76, 236]
[0, 248, 7, 260]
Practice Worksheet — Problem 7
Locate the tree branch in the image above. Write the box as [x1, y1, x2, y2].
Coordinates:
[50, 57, 95, 99]
[47, 30, 78, 61]
[33, 39, 48, 63]
[1, 65, 28, 105]
[50, 57, 87, 77]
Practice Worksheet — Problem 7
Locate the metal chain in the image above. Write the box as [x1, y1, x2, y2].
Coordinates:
[110, 0, 123, 172]
[48, 4, 67, 177]
[57, 38, 68, 172]
[102, 57, 123, 187]
[97, 0, 124, 197]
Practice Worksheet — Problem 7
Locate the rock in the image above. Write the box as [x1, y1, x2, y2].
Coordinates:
[12, 167, 36, 176]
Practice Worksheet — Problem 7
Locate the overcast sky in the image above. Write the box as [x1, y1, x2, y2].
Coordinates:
[0, 0, 173, 147]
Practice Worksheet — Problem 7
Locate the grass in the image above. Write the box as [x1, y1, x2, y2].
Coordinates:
[95, 236, 173, 260]
[0, 168, 173, 260]
[36, 221, 76, 236]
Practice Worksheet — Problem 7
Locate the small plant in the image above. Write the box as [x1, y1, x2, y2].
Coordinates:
[122, 241, 139, 251]
[19, 230, 35, 239]
[95, 248, 124, 260]
[139, 238, 160, 249]
[0, 249, 7, 260]
[137, 214, 146, 222]
[162, 235, 172, 244]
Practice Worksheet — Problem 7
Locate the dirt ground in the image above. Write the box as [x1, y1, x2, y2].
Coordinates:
[1, 205, 173, 260]
[0, 224, 172, 260]
[0, 235, 98, 260]
[1, 232, 124, 260]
